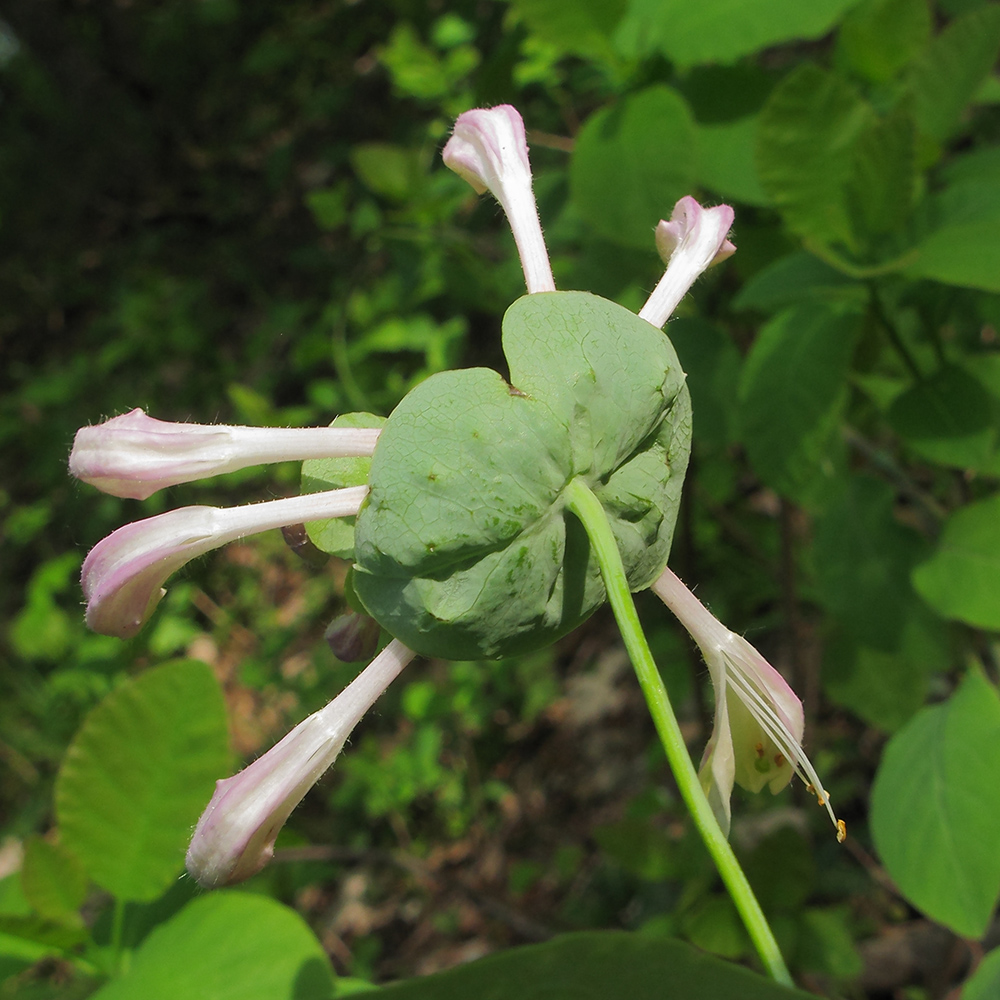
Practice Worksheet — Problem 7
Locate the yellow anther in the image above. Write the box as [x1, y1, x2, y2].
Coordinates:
[837, 819, 847, 844]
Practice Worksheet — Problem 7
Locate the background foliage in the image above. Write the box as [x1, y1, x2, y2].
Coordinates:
[2, 0, 1000, 997]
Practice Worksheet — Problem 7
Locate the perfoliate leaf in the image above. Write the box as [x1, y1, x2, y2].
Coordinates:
[302, 412, 387, 558]
[870, 670, 1000, 938]
[354, 292, 690, 660]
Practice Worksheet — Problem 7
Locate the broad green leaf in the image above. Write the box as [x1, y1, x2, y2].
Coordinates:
[870, 670, 1000, 937]
[813, 476, 931, 651]
[843, 107, 917, 239]
[823, 611, 948, 732]
[354, 292, 690, 659]
[20, 838, 87, 925]
[613, 0, 859, 69]
[939, 145, 1000, 186]
[888, 364, 1000, 471]
[912, 493, 1000, 629]
[757, 66, 875, 249]
[796, 908, 863, 979]
[733, 252, 866, 313]
[666, 318, 742, 449]
[737, 304, 859, 505]
[90, 892, 333, 1000]
[963, 946, 1000, 1000]
[907, 4, 1000, 141]
[903, 220, 1000, 292]
[570, 87, 698, 250]
[836, 0, 932, 83]
[696, 116, 770, 207]
[56, 660, 231, 902]
[302, 412, 386, 558]
[511, 0, 627, 61]
[376, 930, 814, 999]
[681, 896, 748, 960]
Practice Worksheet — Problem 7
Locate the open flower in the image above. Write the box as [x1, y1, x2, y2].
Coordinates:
[187, 639, 416, 888]
[653, 567, 844, 841]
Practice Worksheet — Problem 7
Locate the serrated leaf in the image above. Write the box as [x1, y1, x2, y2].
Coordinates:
[757, 65, 875, 249]
[570, 87, 697, 250]
[612, 0, 859, 69]
[56, 660, 231, 902]
[888, 364, 1000, 471]
[734, 252, 866, 313]
[912, 494, 1000, 630]
[870, 670, 1000, 937]
[90, 892, 333, 1000]
[836, 0, 932, 83]
[354, 291, 690, 660]
[20, 838, 87, 925]
[302, 412, 386, 558]
[376, 930, 813, 1000]
[908, 4, 1000, 141]
[843, 107, 917, 239]
[737, 304, 859, 505]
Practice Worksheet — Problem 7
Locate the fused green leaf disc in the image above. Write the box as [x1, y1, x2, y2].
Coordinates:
[353, 291, 690, 660]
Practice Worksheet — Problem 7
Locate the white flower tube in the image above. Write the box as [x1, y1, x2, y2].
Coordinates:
[639, 196, 736, 329]
[443, 105, 556, 294]
[70, 408, 381, 500]
[82, 485, 369, 638]
[187, 639, 417, 888]
[652, 567, 844, 841]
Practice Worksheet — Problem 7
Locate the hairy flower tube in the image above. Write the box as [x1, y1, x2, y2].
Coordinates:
[187, 639, 415, 888]
[71, 408, 381, 501]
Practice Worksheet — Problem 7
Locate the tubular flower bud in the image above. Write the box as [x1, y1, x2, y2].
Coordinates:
[652, 567, 842, 841]
[639, 196, 736, 329]
[443, 105, 555, 294]
[186, 639, 416, 888]
[70, 408, 380, 500]
[82, 485, 369, 638]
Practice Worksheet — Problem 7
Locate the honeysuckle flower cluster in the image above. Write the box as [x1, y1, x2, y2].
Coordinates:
[70, 104, 841, 890]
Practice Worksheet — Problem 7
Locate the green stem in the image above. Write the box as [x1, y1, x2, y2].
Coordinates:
[110, 896, 127, 976]
[563, 478, 793, 987]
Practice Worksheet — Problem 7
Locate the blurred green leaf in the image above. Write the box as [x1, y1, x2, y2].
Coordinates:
[912, 493, 1000, 630]
[738, 304, 859, 504]
[696, 116, 770, 207]
[593, 817, 675, 881]
[733, 252, 866, 313]
[512, 0, 627, 61]
[350, 145, 425, 203]
[55, 660, 230, 902]
[903, 220, 1000, 292]
[570, 87, 698, 249]
[89, 892, 333, 1000]
[870, 669, 1000, 937]
[963, 947, 1000, 1000]
[376, 930, 813, 999]
[614, 0, 859, 68]
[20, 838, 88, 926]
[796, 908, 862, 979]
[907, 4, 1000, 141]
[836, 0, 932, 83]
[888, 364, 1000, 471]
[757, 65, 874, 249]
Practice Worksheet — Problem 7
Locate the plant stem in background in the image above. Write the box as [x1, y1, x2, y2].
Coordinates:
[563, 478, 793, 987]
